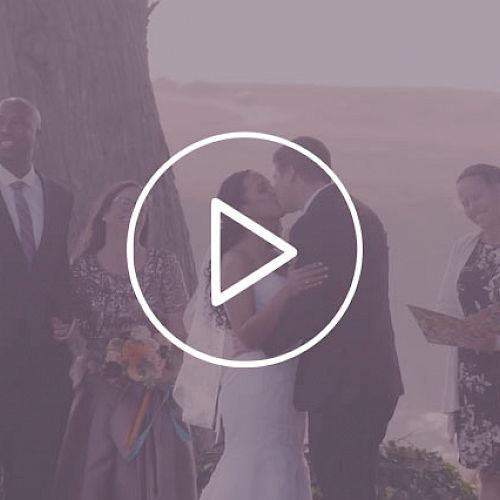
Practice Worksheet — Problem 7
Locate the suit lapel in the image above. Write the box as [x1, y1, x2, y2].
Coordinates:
[0, 189, 27, 264]
[34, 174, 54, 267]
[1, 174, 65, 269]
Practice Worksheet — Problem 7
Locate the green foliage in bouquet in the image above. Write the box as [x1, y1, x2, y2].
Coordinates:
[195, 440, 477, 500]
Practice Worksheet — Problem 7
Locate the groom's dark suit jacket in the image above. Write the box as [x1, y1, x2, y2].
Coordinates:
[0, 174, 73, 490]
[264, 184, 404, 412]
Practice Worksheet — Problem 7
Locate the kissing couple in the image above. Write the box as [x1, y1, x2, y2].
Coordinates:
[174, 136, 404, 500]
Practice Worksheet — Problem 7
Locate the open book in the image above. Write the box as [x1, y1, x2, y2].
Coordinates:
[407, 303, 500, 348]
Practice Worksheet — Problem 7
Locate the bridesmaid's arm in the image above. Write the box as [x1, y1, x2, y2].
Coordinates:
[164, 310, 188, 342]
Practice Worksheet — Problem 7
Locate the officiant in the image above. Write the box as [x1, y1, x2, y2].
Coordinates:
[437, 163, 500, 500]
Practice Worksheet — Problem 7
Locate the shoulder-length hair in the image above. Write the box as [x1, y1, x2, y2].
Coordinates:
[73, 180, 149, 261]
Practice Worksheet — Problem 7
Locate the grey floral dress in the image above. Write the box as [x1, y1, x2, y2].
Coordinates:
[456, 240, 500, 470]
[53, 250, 197, 500]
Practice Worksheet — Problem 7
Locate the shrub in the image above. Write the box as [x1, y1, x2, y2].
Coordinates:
[195, 440, 477, 500]
[377, 441, 477, 500]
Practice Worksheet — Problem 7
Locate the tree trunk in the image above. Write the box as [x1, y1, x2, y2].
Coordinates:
[0, 0, 196, 291]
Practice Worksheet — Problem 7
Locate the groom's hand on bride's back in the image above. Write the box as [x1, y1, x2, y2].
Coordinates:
[283, 262, 329, 298]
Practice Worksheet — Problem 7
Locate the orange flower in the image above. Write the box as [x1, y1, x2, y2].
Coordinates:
[103, 326, 167, 386]
[122, 340, 148, 366]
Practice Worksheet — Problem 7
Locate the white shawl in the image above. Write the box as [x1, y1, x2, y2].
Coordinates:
[436, 231, 481, 413]
[173, 253, 242, 429]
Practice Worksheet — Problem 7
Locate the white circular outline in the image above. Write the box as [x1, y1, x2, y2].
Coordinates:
[127, 131, 363, 368]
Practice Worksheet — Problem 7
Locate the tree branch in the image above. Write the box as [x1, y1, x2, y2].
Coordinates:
[147, 1, 160, 20]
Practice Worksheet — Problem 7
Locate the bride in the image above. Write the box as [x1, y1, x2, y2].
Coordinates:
[174, 170, 328, 500]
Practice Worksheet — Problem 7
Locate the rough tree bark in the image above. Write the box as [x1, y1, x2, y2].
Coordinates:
[0, 0, 196, 291]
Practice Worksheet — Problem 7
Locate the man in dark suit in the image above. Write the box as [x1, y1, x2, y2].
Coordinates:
[265, 137, 404, 500]
[0, 97, 73, 500]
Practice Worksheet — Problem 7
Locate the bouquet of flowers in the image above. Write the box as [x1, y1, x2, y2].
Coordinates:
[97, 324, 177, 387]
[93, 325, 181, 454]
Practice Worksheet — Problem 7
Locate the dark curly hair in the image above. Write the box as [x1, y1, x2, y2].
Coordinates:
[207, 170, 251, 328]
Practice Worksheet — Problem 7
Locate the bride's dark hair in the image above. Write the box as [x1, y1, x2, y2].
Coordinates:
[217, 170, 251, 256]
[205, 170, 251, 328]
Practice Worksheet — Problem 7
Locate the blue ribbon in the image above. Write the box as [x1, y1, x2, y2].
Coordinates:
[126, 384, 191, 462]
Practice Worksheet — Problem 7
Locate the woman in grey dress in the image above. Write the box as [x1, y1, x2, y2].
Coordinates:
[52, 181, 196, 500]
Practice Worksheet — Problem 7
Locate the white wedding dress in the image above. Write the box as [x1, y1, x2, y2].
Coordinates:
[200, 273, 312, 500]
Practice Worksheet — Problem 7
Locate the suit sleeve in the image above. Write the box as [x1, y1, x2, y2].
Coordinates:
[52, 190, 74, 321]
[263, 206, 357, 356]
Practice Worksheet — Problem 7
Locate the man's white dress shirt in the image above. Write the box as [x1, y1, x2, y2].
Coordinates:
[0, 163, 44, 249]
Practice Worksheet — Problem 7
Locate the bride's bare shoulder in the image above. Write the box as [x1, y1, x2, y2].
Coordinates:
[221, 247, 253, 282]
[222, 246, 252, 268]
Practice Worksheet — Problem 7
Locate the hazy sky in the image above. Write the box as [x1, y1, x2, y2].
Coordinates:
[148, 0, 500, 91]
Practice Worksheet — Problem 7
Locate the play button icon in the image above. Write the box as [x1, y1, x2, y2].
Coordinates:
[210, 198, 298, 307]
[128, 132, 363, 369]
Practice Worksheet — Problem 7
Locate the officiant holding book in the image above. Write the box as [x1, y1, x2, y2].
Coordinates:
[437, 164, 500, 500]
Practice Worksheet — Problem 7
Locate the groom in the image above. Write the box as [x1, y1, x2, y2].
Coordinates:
[0, 97, 73, 500]
[264, 137, 404, 500]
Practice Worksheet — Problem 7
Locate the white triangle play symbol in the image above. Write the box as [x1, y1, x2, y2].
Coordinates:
[211, 198, 298, 307]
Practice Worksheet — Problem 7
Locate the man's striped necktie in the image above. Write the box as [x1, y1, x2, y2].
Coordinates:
[10, 180, 36, 263]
